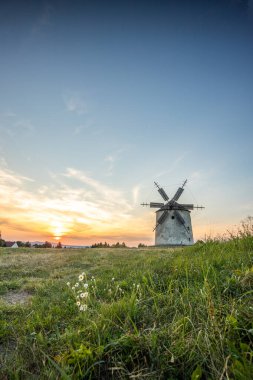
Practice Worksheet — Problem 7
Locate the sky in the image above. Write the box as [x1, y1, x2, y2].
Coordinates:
[0, 0, 253, 246]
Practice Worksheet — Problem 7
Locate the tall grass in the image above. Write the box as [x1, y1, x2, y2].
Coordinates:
[0, 234, 252, 379]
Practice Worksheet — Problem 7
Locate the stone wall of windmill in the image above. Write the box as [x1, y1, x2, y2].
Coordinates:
[155, 209, 194, 246]
[141, 180, 204, 247]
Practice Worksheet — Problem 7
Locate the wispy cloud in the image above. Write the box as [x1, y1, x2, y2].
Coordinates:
[0, 163, 34, 185]
[132, 185, 141, 205]
[14, 119, 34, 133]
[63, 93, 88, 115]
[0, 113, 34, 138]
[0, 163, 151, 244]
[74, 124, 88, 135]
[104, 155, 115, 176]
[156, 153, 188, 178]
[103, 148, 126, 176]
[31, 3, 53, 34]
[73, 118, 95, 135]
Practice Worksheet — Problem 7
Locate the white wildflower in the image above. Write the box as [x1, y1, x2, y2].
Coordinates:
[72, 286, 75, 290]
[80, 292, 88, 298]
[83, 283, 88, 289]
[80, 304, 88, 311]
[112, 277, 115, 281]
[67, 282, 70, 286]
[79, 275, 84, 281]
[75, 283, 79, 287]
[76, 301, 80, 306]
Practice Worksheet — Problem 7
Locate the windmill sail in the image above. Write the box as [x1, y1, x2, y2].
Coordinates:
[153, 210, 169, 230]
[157, 210, 169, 224]
[174, 210, 186, 225]
[171, 187, 184, 202]
[170, 180, 187, 203]
[154, 182, 169, 201]
[177, 204, 194, 210]
[158, 187, 169, 201]
[150, 202, 165, 208]
[174, 210, 189, 234]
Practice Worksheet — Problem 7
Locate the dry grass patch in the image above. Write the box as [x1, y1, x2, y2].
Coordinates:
[1, 290, 31, 306]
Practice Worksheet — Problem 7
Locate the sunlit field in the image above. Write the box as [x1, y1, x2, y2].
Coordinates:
[0, 237, 252, 379]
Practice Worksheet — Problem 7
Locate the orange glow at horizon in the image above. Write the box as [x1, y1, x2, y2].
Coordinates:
[1, 216, 240, 246]
[0, 164, 246, 246]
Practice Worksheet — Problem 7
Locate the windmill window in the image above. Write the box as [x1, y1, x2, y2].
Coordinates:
[189, 238, 191, 241]
[187, 226, 190, 231]
[171, 216, 175, 219]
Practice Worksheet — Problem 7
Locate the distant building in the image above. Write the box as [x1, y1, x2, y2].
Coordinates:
[5, 241, 18, 248]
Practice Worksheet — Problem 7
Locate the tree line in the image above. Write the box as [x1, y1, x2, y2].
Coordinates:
[33, 241, 62, 248]
[0, 239, 31, 247]
[91, 242, 127, 248]
[0, 239, 62, 248]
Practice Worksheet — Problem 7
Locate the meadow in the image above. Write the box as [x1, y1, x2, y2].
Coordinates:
[0, 236, 252, 379]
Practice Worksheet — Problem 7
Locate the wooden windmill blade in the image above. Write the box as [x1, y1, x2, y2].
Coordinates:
[153, 210, 169, 230]
[170, 180, 187, 203]
[174, 210, 189, 234]
[178, 204, 194, 210]
[171, 187, 184, 202]
[154, 181, 169, 201]
[174, 210, 186, 225]
[150, 202, 165, 208]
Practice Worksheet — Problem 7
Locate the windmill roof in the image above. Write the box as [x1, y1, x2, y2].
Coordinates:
[5, 241, 18, 248]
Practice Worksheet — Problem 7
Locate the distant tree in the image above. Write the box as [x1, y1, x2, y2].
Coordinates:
[25, 241, 31, 247]
[91, 242, 127, 248]
[34, 241, 52, 248]
[112, 242, 127, 248]
[138, 243, 147, 248]
[0, 239, 6, 247]
[17, 241, 25, 247]
[56, 241, 62, 249]
[91, 242, 110, 248]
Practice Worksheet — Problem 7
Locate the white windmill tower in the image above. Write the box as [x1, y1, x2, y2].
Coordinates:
[141, 180, 204, 246]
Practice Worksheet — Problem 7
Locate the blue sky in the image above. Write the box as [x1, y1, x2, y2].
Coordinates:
[0, 0, 252, 245]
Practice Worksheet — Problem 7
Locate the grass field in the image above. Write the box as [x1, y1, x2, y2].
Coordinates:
[0, 237, 253, 379]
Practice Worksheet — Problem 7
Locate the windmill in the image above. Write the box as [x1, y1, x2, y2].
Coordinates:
[141, 180, 204, 246]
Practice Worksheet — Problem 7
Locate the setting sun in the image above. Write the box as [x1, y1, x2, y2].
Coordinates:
[50, 220, 66, 241]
